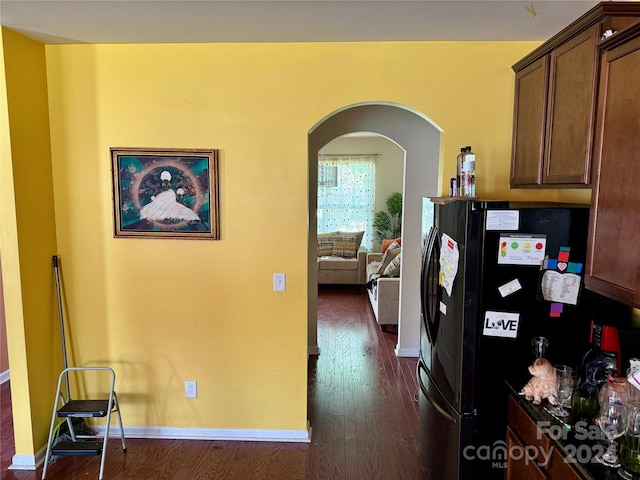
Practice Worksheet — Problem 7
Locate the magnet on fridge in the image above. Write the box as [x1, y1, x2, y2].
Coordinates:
[550, 303, 563, 317]
[558, 248, 570, 263]
[498, 278, 522, 298]
[567, 262, 583, 274]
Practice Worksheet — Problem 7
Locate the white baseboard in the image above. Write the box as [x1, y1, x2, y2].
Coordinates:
[395, 347, 419, 358]
[9, 444, 47, 470]
[308, 345, 320, 356]
[8, 454, 37, 471]
[8, 423, 311, 471]
[95, 423, 312, 443]
[0, 369, 9, 384]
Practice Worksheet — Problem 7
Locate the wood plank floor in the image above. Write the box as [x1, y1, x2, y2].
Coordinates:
[0, 286, 425, 479]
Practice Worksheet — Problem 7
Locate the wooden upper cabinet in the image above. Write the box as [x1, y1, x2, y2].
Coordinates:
[510, 56, 548, 186]
[542, 26, 598, 185]
[511, 27, 598, 187]
[510, 2, 640, 188]
[586, 24, 640, 308]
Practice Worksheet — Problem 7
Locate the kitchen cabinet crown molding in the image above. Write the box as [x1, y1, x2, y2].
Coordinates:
[512, 1, 640, 72]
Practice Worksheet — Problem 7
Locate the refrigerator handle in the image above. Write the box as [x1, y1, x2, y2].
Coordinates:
[421, 227, 441, 345]
[417, 361, 456, 425]
[419, 230, 429, 320]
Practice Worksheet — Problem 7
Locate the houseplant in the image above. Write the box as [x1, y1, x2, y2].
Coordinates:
[374, 192, 402, 242]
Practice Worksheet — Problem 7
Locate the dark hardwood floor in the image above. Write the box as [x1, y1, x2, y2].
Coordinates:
[0, 286, 425, 479]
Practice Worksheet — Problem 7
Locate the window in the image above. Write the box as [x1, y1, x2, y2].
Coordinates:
[317, 154, 376, 250]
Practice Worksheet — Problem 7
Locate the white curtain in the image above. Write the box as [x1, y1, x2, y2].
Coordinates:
[317, 154, 376, 250]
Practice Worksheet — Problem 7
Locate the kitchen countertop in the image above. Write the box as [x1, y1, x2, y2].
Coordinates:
[506, 379, 626, 480]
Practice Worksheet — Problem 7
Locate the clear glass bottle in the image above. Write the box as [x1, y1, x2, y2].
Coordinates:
[461, 146, 476, 197]
[531, 336, 549, 359]
[456, 147, 465, 196]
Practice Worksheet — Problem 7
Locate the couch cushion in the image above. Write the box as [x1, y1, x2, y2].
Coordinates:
[384, 252, 402, 275]
[376, 243, 401, 274]
[332, 233, 359, 258]
[381, 237, 402, 253]
[318, 256, 359, 271]
[339, 230, 365, 249]
[367, 261, 382, 280]
[317, 231, 337, 256]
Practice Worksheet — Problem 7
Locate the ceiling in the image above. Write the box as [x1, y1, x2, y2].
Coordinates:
[0, 0, 604, 45]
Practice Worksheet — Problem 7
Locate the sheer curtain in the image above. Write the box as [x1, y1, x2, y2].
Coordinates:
[317, 154, 376, 250]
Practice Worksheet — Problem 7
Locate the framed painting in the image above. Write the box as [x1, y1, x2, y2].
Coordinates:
[111, 148, 219, 239]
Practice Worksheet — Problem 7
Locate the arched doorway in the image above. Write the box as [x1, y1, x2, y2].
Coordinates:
[308, 102, 442, 357]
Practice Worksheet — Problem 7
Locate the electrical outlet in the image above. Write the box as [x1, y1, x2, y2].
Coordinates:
[185, 380, 197, 398]
[273, 273, 286, 292]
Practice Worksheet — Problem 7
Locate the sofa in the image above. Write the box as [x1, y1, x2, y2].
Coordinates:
[317, 246, 368, 285]
[365, 244, 401, 329]
[316, 231, 368, 285]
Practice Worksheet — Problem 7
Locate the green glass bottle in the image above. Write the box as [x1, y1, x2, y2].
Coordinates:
[571, 381, 600, 419]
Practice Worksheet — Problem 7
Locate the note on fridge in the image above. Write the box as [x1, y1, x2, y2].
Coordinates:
[482, 311, 520, 338]
[439, 232, 459, 297]
[540, 270, 581, 305]
[498, 278, 522, 298]
[486, 210, 519, 231]
[498, 234, 547, 266]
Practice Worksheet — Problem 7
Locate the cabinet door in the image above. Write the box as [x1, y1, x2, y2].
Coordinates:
[548, 448, 582, 480]
[586, 28, 640, 307]
[505, 427, 548, 480]
[510, 56, 549, 186]
[543, 26, 598, 185]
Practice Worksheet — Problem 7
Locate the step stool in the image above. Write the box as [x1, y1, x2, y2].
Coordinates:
[42, 367, 127, 480]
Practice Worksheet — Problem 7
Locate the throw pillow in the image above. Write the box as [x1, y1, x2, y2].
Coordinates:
[381, 237, 402, 253]
[332, 233, 359, 258]
[384, 252, 402, 275]
[338, 230, 365, 250]
[317, 232, 336, 257]
[376, 244, 401, 274]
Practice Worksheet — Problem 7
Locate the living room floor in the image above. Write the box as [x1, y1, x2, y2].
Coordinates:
[0, 286, 425, 479]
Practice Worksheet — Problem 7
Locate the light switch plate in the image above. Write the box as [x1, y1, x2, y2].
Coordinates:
[273, 273, 286, 292]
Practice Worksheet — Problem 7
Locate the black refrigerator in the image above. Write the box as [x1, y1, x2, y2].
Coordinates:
[417, 198, 625, 480]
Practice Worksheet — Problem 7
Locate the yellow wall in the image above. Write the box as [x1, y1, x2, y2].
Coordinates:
[1, 261, 8, 373]
[1, 27, 59, 455]
[3, 34, 595, 454]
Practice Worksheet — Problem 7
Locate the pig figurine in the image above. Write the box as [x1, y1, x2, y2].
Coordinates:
[519, 357, 557, 405]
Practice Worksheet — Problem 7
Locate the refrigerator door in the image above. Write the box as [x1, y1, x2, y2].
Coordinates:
[475, 205, 593, 379]
[420, 224, 441, 369]
[418, 358, 473, 480]
[424, 199, 508, 413]
[429, 200, 473, 411]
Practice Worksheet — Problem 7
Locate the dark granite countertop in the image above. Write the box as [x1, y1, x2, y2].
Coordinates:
[506, 379, 627, 480]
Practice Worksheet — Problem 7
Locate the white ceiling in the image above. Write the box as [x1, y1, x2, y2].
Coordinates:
[0, 0, 603, 45]
[0, 0, 604, 45]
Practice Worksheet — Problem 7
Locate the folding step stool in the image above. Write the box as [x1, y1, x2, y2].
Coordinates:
[42, 367, 127, 480]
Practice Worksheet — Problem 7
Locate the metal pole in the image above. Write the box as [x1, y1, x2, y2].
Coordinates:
[53, 255, 70, 400]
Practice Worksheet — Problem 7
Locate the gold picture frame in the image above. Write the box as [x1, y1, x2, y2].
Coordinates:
[111, 147, 219, 239]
